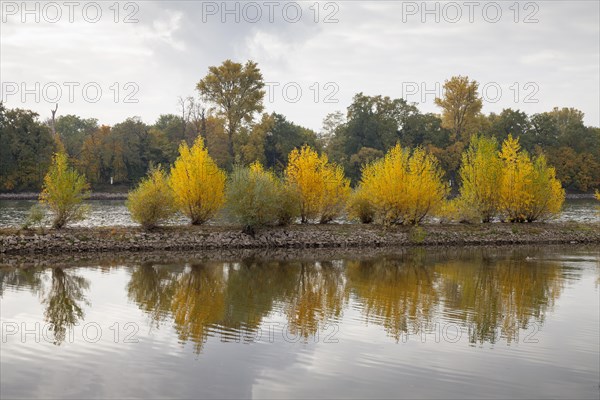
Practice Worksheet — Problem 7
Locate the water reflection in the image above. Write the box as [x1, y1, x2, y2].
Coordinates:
[0, 248, 587, 350]
[42, 268, 90, 344]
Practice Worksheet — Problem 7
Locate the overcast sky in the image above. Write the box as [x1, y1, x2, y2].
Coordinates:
[1, 1, 599, 131]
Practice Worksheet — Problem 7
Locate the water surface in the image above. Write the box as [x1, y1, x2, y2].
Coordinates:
[1, 246, 598, 399]
[0, 198, 598, 227]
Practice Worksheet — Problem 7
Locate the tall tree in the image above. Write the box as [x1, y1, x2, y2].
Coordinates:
[197, 60, 265, 161]
[435, 76, 483, 141]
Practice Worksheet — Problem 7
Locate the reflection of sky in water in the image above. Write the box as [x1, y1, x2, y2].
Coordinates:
[0, 198, 599, 228]
[0, 247, 598, 399]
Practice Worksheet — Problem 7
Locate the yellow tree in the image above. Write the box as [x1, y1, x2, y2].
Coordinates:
[595, 190, 600, 201]
[358, 143, 448, 225]
[169, 137, 226, 224]
[434, 76, 483, 141]
[458, 135, 503, 222]
[526, 155, 565, 222]
[40, 152, 90, 229]
[285, 145, 350, 223]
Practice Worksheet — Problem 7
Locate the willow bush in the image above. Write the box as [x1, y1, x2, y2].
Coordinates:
[285, 145, 350, 223]
[226, 162, 299, 233]
[169, 137, 226, 225]
[127, 166, 176, 230]
[355, 143, 448, 225]
[40, 152, 90, 229]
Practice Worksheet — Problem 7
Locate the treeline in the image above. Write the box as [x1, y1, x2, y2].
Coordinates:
[1, 61, 599, 193]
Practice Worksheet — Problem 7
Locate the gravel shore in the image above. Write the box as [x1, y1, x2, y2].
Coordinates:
[1, 223, 599, 255]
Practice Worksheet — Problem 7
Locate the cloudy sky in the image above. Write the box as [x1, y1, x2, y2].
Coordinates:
[1, 1, 599, 131]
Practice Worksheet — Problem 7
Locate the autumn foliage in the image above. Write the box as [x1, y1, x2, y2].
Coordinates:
[498, 135, 564, 222]
[458, 135, 503, 222]
[354, 143, 448, 225]
[454, 135, 565, 223]
[169, 137, 226, 225]
[127, 166, 176, 230]
[285, 145, 350, 223]
[40, 152, 90, 229]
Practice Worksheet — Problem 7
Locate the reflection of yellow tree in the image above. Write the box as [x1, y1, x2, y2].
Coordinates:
[284, 261, 348, 339]
[347, 253, 438, 341]
[127, 263, 178, 327]
[43, 268, 90, 345]
[170, 263, 226, 353]
[436, 250, 567, 344]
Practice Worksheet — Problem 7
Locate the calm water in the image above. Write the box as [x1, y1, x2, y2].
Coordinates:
[1, 247, 598, 399]
[0, 198, 599, 227]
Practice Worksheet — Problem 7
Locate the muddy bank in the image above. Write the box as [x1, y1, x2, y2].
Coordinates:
[1, 223, 599, 256]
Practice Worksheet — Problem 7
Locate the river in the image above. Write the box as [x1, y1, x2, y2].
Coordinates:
[0, 198, 599, 228]
[1, 246, 598, 399]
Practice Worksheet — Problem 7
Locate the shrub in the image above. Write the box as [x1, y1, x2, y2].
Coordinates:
[285, 145, 350, 223]
[169, 137, 226, 225]
[498, 135, 564, 222]
[357, 143, 448, 225]
[40, 152, 90, 229]
[347, 188, 375, 224]
[127, 166, 176, 230]
[274, 182, 300, 226]
[526, 154, 565, 222]
[457, 135, 503, 222]
[226, 163, 280, 232]
[21, 204, 47, 230]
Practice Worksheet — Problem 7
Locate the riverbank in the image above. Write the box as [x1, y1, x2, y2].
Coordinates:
[1, 222, 599, 255]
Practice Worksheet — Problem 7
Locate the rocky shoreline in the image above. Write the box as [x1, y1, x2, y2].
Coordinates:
[1, 223, 599, 256]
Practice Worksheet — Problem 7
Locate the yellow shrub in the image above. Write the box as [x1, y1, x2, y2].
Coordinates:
[595, 190, 600, 201]
[498, 135, 534, 222]
[127, 166, 176, 230]
[458, 135, 503, 222]
[285, 145, 350, 223]
[169, 137, 226, 225]
[40, 152, 90, 229]
[498, 135, 564, 222]
[358, 144, 448, 225]
[526, 154, 565, 222]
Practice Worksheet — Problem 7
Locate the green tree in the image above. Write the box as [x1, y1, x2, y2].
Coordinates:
[54, 115, 98, 159]
[0, 104, 56, 191]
